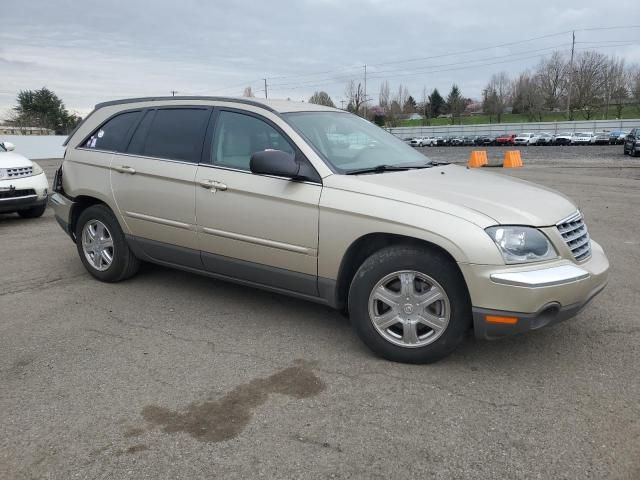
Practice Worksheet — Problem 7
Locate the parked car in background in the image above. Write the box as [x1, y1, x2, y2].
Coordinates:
[514, 133, 537, 146]
[572, 132, 595, 145]
[476, 135, 496, 146]
[495, 134, 517, 146]
[609, 131, 628, 145]
[450, 136, 464, 146]
[535, 133, 553, 145]
[462, 136, 475, 146]
[623, 128, 639, 156]
[592, 132, 610, 145]
[553, 132, 574, 145]
[410, 137, 429, 147]
[435, 137, 447, 146]
[0, 141, 49, 218]
[49, 96, 610, 364]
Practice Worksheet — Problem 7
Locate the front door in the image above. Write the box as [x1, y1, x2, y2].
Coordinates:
[195, 109, 322, 295]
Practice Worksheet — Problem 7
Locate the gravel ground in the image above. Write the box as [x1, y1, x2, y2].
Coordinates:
[1, 154, 639, 479]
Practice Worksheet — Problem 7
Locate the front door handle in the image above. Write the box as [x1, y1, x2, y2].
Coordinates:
[113, 165, 136, 174]
[199, 180, 227, 191]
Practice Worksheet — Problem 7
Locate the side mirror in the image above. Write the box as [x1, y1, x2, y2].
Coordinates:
[1, 141, 15, 151]
[250, 149, 300, 178]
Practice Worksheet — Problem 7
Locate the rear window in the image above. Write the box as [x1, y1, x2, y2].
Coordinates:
[82, 111, 141, 152]
[136, 108, 210, 163]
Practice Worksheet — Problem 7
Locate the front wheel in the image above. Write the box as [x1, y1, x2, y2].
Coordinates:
[348, 246, 471, 363]
[75, 205, 140, 282]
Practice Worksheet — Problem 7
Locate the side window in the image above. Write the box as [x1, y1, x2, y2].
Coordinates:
[82, 111, 141, 152]
[139, 108, 210, 162]
[212, 111, 294, 170]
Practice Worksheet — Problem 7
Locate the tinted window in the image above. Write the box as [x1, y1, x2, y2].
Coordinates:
[212, 111, 294, 170]
[82, 111, 141, 152]
[127, 110, 155, 155]
[141, 108, 210, 162]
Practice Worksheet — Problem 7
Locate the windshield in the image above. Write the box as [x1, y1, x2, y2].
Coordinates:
[284, 112, 431, 173]
[0, 143, 6, 152]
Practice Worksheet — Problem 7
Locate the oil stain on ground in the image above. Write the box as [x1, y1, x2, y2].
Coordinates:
[141, 362, 325, 442]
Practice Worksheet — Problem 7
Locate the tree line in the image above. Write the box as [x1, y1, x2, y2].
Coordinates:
[309, 49, 640, 125]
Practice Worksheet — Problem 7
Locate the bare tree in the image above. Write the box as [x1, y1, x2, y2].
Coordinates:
[379, 80, 390, 112]
[243, 86, 255, 98]
[393, 84, 409, 113]
[483, 72, 510, 122]
[345, 80, 366, 116]
[512, 72, 545, 121]
[603, 57, 627, 118]
[535, 51, 567, 111]
[572, 51, 607, 119]
[631, 65, 640, 113]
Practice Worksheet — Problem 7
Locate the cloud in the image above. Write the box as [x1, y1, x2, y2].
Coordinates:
[1, 0, 639, 116]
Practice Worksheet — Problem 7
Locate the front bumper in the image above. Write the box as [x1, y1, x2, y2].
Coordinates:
[459, 240, 609, 340]
[0, 173, 49, 213]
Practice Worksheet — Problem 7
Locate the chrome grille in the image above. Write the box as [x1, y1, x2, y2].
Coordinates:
[1, 166, 33, 179]
[557, 211, 591, 261]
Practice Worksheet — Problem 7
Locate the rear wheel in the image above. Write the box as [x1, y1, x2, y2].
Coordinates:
[75, 205, 140, 282]
[17, 203, 46, 218]
[348, 246, 471, 364]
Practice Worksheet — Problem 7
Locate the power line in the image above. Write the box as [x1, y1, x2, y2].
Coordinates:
[268, 43, 572, 89]
[267, 42, 635, 94]
[261, 24, 640, 86]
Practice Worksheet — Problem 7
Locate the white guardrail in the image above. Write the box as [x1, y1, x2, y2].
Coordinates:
[0, 135, 67, 159]
[387, 119, 640, 139]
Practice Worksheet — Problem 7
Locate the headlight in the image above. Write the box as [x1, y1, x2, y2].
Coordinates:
[31, 162, 43, 176]
[485, 226, 558, 264]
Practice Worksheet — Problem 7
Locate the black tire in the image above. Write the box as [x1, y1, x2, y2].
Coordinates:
[75, 204, 140, 282]
[348, 246, 471, 364]
[17, 203, 46, 218]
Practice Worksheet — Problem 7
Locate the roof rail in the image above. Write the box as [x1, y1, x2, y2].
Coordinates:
[93, 96, 276, 113]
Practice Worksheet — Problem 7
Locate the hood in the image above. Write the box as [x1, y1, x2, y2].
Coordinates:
[0, 151, 33, 168]
[326, 165, 577, 227]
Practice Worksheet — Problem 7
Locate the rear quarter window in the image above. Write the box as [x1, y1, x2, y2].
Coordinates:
[81, 111, 142, 152]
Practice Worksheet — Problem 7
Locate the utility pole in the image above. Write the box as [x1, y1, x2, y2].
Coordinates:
[364, 64, 367, 118]
[263, 79, 268, 99]
[566, 31, 575, 120]
[170, 90, 178, 97]
[340, 99, 345, 110]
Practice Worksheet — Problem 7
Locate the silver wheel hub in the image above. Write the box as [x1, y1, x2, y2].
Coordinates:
[368, 270, 451, 348]
[81, 220, 114, 272]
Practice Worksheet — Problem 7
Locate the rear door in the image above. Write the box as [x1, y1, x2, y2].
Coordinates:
[194, 108, 322, 295]
[110, 106, 211, 266]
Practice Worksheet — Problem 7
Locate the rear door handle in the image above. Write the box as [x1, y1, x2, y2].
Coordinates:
[199, 180, 227, 191]
[113, 165, 136, 174]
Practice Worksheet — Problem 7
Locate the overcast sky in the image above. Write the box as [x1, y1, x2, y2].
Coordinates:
[2, 0, 639, 117]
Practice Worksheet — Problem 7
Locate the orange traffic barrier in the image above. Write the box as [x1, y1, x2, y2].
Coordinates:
[503, 150, 523, 168]
[468, 150, 488, 168]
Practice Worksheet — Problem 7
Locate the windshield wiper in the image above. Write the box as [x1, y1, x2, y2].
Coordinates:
[345, 164, 433, 175]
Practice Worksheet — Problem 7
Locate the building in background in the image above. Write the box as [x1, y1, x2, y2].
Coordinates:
[0, 125, 54, 135]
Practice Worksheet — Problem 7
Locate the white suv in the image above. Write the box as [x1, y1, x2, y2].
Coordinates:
[514, 133, 537, 146]
[0, 141, 49, 218]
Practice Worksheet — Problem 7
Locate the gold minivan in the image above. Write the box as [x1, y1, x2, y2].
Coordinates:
[50, 97, 609, 363]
